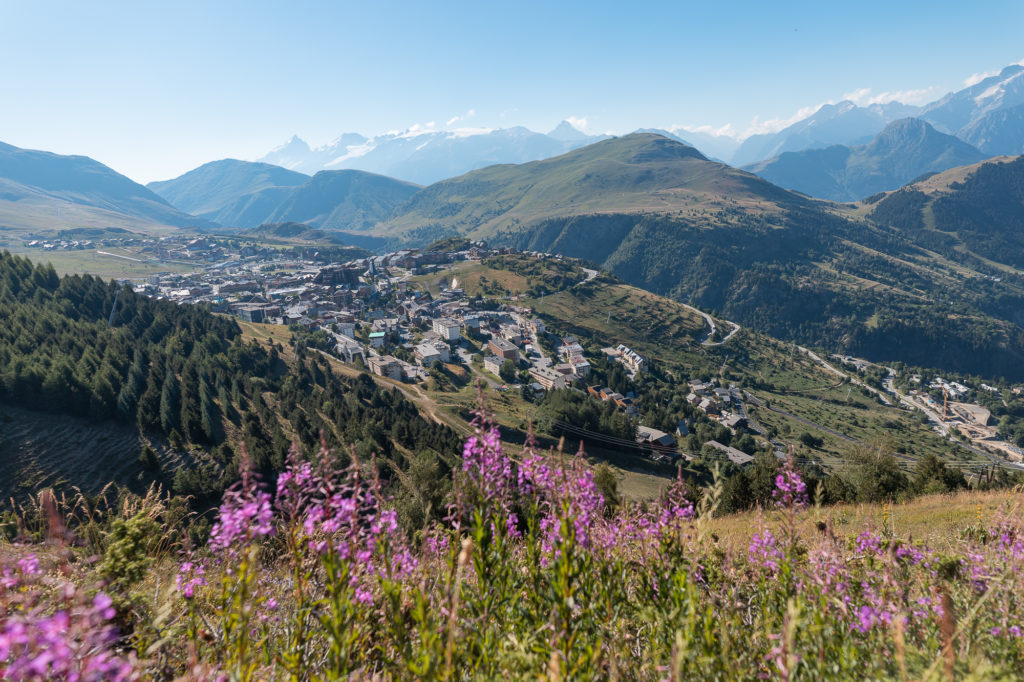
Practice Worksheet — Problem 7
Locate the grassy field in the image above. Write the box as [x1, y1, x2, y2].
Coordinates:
[5, 246, 195, 279]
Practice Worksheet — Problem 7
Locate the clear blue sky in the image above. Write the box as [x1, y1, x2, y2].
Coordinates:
[1, 0, 1022, 183]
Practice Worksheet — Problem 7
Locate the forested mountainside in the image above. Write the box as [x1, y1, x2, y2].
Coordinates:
[869, 155, 1024, 269]
[0, 251, 460, 515]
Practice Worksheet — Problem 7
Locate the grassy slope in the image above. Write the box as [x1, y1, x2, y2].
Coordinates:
[377, 133, 798, 240]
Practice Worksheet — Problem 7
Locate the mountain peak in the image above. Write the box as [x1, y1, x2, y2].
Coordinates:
[547, 120, 589, 142]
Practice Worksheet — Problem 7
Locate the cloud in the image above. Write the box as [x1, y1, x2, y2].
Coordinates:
[964, 70, 998, 87]
[672, 123, 736, 138]
[566, 115, 588, 131]
[445, 109, 477, 127]
[841, 87, 872, 103]
[741, 103, 825, 137]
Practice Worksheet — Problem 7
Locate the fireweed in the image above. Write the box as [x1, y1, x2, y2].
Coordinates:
[4, 412, 1024, 679]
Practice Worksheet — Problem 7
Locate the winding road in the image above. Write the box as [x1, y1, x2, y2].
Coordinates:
[676, 302, 741, 346]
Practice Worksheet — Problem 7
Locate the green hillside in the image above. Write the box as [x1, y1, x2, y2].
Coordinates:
[0, 251, 459, 509]
[370, 134, 1024, 379]
[0, 140, 207, 232]
[147, 159, 309, 224]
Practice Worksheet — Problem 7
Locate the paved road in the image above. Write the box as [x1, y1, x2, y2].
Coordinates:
[803, 349, 1024, 469]
[676, 302, 741, 346]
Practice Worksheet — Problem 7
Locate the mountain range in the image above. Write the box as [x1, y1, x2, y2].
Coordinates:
[146, 160, 419, 230]
[245, 63, 1024, 191]
[256, 121, 610, 185]
[744, 118, 987, 202]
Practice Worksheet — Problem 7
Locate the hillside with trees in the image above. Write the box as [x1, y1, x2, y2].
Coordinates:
[0, 251, 460, 514]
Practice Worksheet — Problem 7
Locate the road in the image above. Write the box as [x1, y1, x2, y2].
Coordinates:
[802, 349, 1024, 469]
[797, 346, 893, 406]
[676, 302, 741, 346]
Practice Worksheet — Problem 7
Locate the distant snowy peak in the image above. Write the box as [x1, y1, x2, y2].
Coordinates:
[921, 64, 1024, 133]
[258, 124, 609, 185]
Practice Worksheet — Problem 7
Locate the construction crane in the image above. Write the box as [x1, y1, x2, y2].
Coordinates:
[941, 385, 949, 421]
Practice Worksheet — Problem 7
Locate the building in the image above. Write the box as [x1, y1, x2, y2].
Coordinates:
[367, 355, 403, 381]
[529, 366, 569, 391]
[703, 440, 754, 466]
[488, 337, 520, 363]
[415, 342, 450, 367]
[335, 334, 366, 364]
[615, 344, 647, 373]
[559, 342, 585, 360]
[528, 317, 546, 335]
[636, 426, 676, 448]
[368, 331, 386, 349]
[569, 356, 591, 377]
[484, 355, 505, 377]
[432, 317, 461, 341]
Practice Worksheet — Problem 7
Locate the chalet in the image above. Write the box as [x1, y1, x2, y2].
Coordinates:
[637, 426, 676, 448]
[722, 414, 747, 432]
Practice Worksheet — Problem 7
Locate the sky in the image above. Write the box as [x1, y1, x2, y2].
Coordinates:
[1, 0, 1023, 183]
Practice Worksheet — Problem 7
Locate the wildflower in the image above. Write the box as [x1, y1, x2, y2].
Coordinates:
[209, 467, 275, 553]
[773, 455, 808, 509]
[748, 530, 784, 573]
[17, 554, 40, 576]
[856, 531, 883, 556]
[176, 561, 207, 599]
[93, 593, 116, 620]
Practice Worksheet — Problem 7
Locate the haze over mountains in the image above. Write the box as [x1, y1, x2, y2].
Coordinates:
[246, 62, 1024, 198]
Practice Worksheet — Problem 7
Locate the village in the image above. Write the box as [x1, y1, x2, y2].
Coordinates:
[121, 238, 762, 464]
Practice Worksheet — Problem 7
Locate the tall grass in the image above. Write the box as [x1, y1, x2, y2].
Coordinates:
[2, 410, 1023, 680]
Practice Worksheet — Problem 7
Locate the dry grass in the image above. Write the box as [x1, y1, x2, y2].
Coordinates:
[707, 488, 1022, 554]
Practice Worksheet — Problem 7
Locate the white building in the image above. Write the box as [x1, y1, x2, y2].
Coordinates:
[432, 317, 461, 341]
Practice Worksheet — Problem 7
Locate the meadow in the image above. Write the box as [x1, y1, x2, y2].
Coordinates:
[2, 410, 1023, 680]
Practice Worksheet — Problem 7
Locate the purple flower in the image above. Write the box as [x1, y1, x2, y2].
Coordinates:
[17, 554, 40, 576]
[748, 530, 784, 573]
[773, 456, 808, 509]
[856, 531, 883, 556]
[209, 471, 275, 554]
[93, 593, 116, 620]
[175, 561, 207, 599]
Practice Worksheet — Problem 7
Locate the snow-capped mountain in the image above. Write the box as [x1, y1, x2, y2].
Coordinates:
[258, 122, 607, 185]
[920, 64, 1024, 134]
[730, 100, 921, 166]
